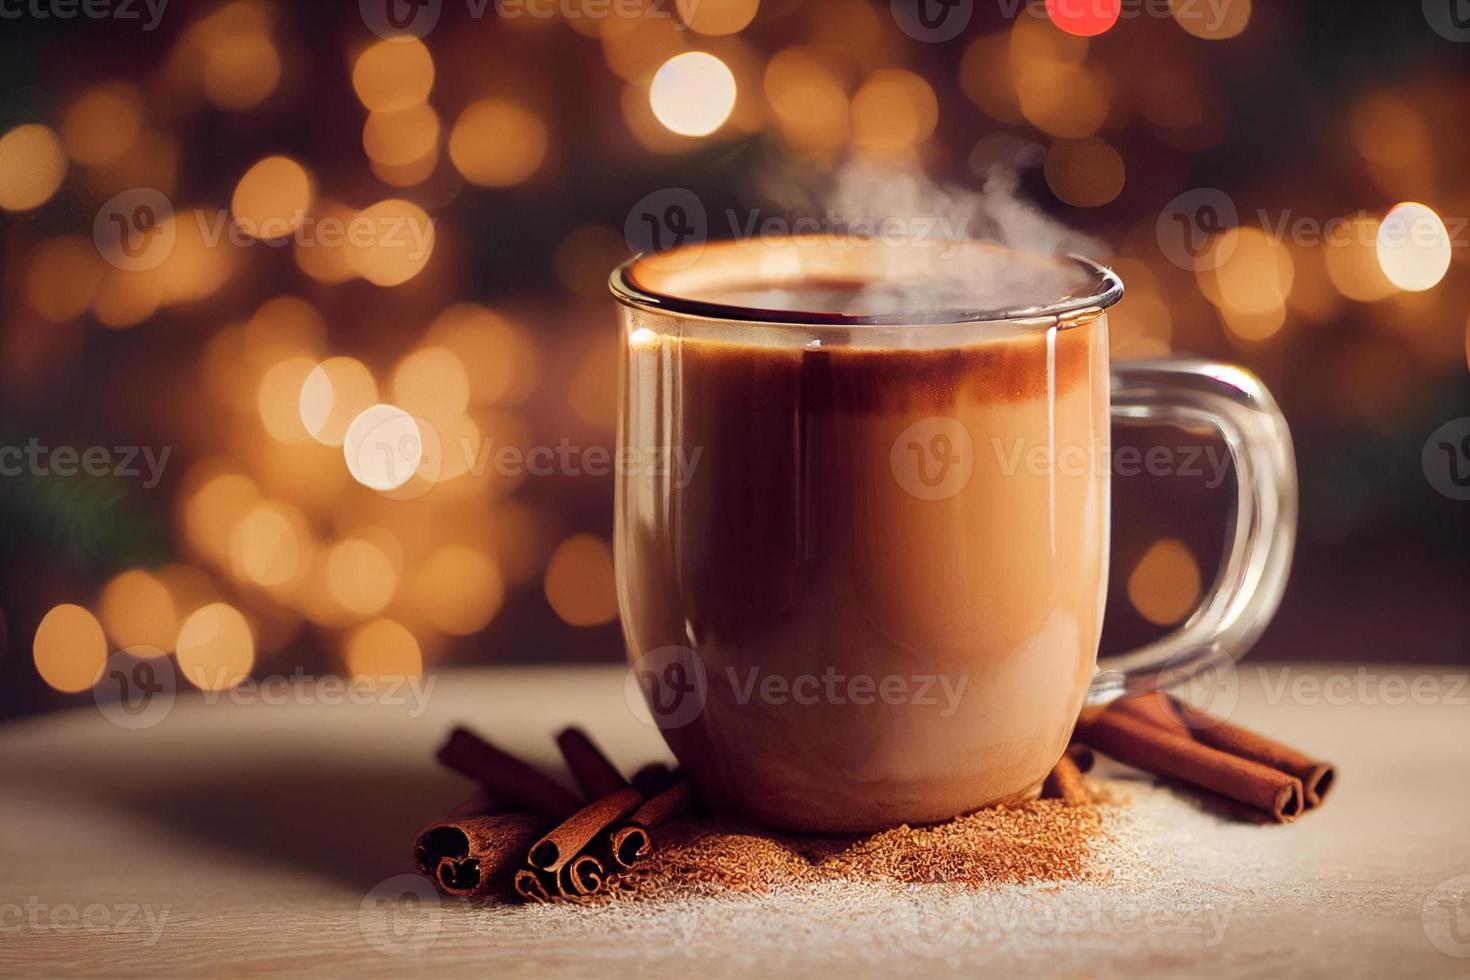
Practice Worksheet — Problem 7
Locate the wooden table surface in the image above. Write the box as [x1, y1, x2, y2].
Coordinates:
[2, 663, 1468, 978]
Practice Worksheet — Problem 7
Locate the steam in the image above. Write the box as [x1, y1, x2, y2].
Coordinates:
[757, 160, 1108, 316]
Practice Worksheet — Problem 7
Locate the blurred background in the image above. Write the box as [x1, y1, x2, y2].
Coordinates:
[1, 0, 1466, 720]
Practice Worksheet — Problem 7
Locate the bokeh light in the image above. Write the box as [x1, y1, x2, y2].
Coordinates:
[1044, 138, 1125, 207]
[391, 347, 470, 424]
[300, 357, 380, 447]
[676, 0, 758, 35]
[344, 404, 423, 491]
[1127, 538, 1203, 626]
[343, 199, 436, 286]
[851, 69, 938, 157]
[352, 38, 435, 112]
[99, 570, 178, 655]
[344, 619, 423, 681]
[61, 84, 143, 166]
[1376, 202, 1451, 292]
[232, 156, 314, 239]
[543, 534, 618, 627]
[1170, 0, 1251, 40]
[176, 603, 255, 691]
[0, 124, 67, 212]
[326, 536, 399, 617]
[650, 52, 738, 137]
[33, 605, 108, 693]
[411, 546, 505, 636]
[448, 99, 548, 187]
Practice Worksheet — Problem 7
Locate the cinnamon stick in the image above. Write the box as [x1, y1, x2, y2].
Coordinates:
[1075, 706, 1304, 822]
[1115, 692, 1336, 808]
[555, 727, 631, 799]
[608, 781, 696, 869]
[513, 867, 553, 903]
[528, 787, 644, 873]
[556, 853, 610, 901]
[412, 809, 547, 901]
[1041, 752, 1089, 807]
[436, 727, 582, 821]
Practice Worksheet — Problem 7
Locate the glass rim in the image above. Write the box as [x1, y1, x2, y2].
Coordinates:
[609, 237, 1124, 328]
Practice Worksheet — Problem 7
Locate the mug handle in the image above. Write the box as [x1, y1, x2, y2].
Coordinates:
[1089, 358, 1298, 705]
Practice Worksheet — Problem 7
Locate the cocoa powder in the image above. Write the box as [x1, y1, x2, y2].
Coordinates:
[612, 795, 1110, 901]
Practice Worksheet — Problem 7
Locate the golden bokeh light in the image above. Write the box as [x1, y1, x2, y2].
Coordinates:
[411, 545, 505, 635]
[343, 403, 424, 491]
[602, 18, 686, 83]
[1044, 138, 1125, 207]
[372, 144, 440, 188]
[1376, 202, 1451, 292]
[26, 236, 105, 323]
[99, 570, 178, 655]
[325, 536, 399, 617]
[155, 564, 220, 621]
[344, 618, 422, 681]
[1169, 0, 1250, 40]
[257, 356, 318, 442]
[543, 534, 618, 627]
[425, 303, 540, 406]
[183, 468, 260, 564]
[61, 84, 144, 166]
[764, 47, 849, 156]
[1127, 538, 1202, 626]
[391, 346, 470, 423]
[960, 34, 1022, 125]
[676, 0, 758, 34]
[649, 52, 738, 137]
[1198, 227, 1294, 314]
[1323, 216, 1396, 303]
[343, 199, 436, 286]
[851, 69, 938, 157]
[1349, 94, 1433, 199]
[176, 603, 255, 691]
[91, 269, 164, 330]
[448, 99, 548, 187]
[0, 124, 67, 212]
[300, 357, 380, 447]
[232, 156, 314, 239]
[155, 207, 238, 306]
[1015, 61, 1111, 138]
[202, 33, 282, 110]
[229, 501, 309, 587]
[352, 38, 435, 112]
[33, 604, 108, 693]
[362, 104, 441, 167]
[294, 199, 359, 284]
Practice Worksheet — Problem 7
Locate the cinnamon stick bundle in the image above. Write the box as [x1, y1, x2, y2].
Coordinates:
[527, 787, 644, 873]
[412, 808, 548, 901]
[437, 727, 582, 821]
[608, 781, 697, 868]
[1115, 692, 1336, 808]
[1075, 694, 1311, 823]
[556, 726, 632, 799]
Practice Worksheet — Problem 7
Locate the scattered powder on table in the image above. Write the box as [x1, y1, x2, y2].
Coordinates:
[611, 795, 1115, 901]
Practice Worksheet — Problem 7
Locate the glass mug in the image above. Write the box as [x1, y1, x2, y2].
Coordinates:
[611, 237, 1296, 834]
